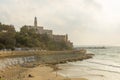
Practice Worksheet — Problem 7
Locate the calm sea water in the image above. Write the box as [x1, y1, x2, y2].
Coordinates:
[58, 47, 120, 80]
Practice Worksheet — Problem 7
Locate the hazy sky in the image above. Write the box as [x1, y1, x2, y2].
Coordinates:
[0, 0, 120, 46]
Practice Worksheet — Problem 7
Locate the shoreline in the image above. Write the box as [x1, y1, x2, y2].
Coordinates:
[0, 63, 88, 80]
[0, 50, 94, 80]
[22, 64, 88, 80]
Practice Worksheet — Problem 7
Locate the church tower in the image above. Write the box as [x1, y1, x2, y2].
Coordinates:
[34, 17, 37, 27]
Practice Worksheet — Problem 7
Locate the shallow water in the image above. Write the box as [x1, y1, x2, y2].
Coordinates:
[58, 47, 120, 80]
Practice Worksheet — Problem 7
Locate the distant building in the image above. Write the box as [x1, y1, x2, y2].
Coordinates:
[23, 17, 73, 47]
[34, 16, 37, 27]
[53, 34, 68, 42]
[33, 17, 53, 37]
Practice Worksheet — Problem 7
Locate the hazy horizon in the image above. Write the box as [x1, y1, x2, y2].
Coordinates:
[0, 0, 120, 46]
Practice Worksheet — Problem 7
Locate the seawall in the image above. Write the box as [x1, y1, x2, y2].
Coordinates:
[0, 50, 94, 64]
[37, 50, 93, 64]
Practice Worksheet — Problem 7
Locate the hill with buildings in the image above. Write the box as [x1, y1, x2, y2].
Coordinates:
[0, 17, 73, 50]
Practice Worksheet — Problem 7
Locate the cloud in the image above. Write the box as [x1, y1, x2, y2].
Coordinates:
[83, 0, 102, 9]
[0, 0, 120, 46]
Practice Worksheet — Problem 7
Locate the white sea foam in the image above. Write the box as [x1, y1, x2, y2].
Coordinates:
[58, 47, 120, 80]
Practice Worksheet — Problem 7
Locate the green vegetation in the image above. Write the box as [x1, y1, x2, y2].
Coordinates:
[0, 23, 16, 50]
[0, 23, 72, 50]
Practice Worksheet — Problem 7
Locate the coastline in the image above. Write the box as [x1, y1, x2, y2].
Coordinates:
[0, 63, 88, 80]
[0, 64, 87, 80]
[22, 64, 88, 80]
[0, 50, 93, 80]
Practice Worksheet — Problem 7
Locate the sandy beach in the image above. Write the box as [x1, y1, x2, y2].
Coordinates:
[0, 64, 88, 80]
[0, 50, 93, 80]
[22, 65, 87, 80]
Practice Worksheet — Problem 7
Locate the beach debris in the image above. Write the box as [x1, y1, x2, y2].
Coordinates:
[28, 74, 33, 78]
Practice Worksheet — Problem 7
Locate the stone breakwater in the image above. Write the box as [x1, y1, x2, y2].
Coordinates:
[37, 50, 94, 64]
[0, 50, 94, 64]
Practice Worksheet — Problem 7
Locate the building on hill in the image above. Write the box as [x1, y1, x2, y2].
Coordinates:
[53, 34, 68, 42]
[67, 40, 73, 48]
[34, 16, 37, 27]
[22, 17, 73, 48]
[34, 17, 53, 37]
[23, 17, 53, 37]
[53, 34, 73, 48]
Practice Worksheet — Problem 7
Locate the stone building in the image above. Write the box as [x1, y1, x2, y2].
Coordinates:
[34, 17, 53, 37]
[24, 17, 73, 47]
[53, 34, 68, 42]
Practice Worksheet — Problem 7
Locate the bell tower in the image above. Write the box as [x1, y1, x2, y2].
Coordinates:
[34, 16, 37, 27]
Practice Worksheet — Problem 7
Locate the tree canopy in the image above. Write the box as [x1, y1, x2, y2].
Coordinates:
[0, 24, 16, 50]
[0, 23, 73, 50]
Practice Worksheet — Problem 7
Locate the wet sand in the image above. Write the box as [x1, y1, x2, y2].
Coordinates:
[22, 65, 88, 80]
[0, 64, 87, 80]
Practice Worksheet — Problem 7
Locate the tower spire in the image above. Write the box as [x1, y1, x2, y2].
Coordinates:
[34, 16, 37, 27]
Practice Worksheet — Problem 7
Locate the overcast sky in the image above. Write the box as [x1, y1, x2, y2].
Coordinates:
[0, 0, 120, 46]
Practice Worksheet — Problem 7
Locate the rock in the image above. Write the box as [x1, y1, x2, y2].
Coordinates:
[28, 74, 33, 78]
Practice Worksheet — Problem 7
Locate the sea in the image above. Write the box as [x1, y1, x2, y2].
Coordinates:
[58, 47, 120, 80]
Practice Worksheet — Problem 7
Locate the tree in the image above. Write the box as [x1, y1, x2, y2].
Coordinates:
[0, 23, 16, 50]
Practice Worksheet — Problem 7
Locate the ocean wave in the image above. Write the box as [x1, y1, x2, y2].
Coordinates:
[86, 61, 120, 68]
